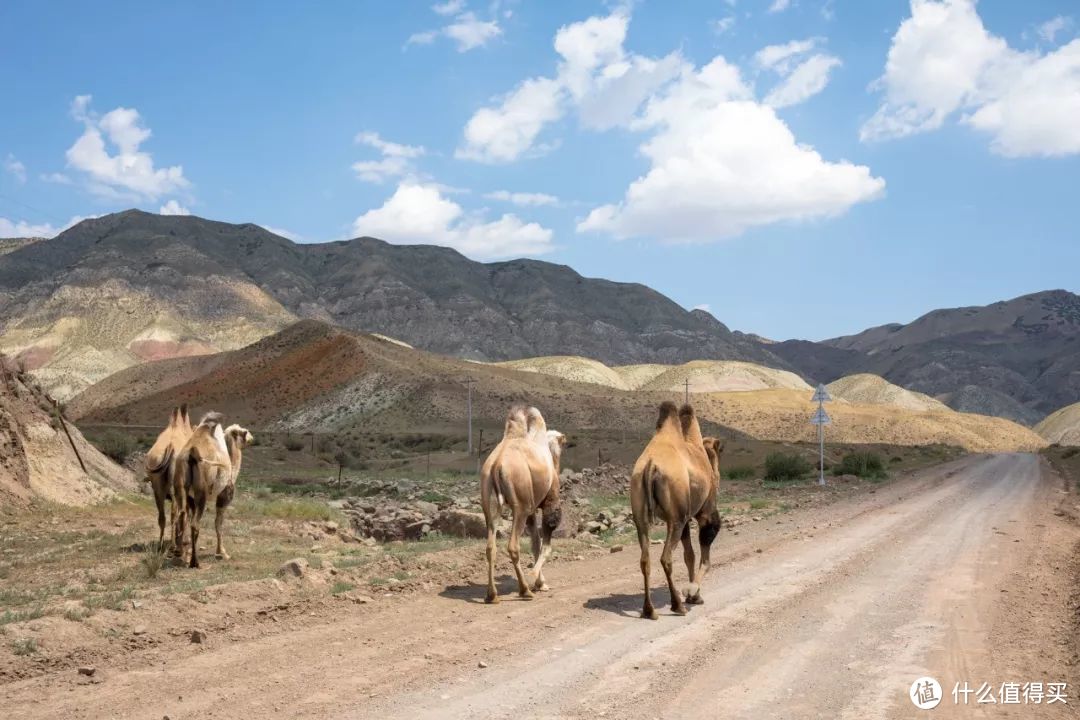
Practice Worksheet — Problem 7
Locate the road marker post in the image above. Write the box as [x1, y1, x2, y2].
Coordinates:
[809, 384, 832, 486]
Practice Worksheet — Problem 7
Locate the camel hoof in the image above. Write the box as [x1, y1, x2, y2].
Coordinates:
[642, 607, 658, 620]
[685, 592, 704, 605]
[672, 604, 688, 616]
[215, 552, 230, 560]
[518, 590, 535, 600]
[485, 592, 500, 604]
[533, 581, 549, 592]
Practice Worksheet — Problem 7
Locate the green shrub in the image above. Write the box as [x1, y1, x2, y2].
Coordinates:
[764, 453, 811, 482]
[725, 465, 756, 480]
[11, 637, 37, 655]
[835, 451, 886, 479]
[283, 437, 305, 452]
[330, 581, 355, 595]
[95, 431, 137, 463]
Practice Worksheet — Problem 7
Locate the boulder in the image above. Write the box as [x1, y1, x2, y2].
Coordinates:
[433, 509, 488, 539]
[277, 558, 309, 578]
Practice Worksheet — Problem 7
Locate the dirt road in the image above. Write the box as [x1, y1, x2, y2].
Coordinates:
[5, 453, 1077, 719]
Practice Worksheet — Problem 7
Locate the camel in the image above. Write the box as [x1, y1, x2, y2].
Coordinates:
[144, 404, 192, 550]
[212, 424, 253, 561]
[172, 412, 234, 568]
[630, 402, 724, 619]
[480, 405, 564, 603]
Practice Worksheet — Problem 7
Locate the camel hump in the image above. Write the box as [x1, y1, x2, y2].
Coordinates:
[656, 401, 679, 430]
[679, 404, 705, 444]
[525, 406, 547, 438]
[503, 404, 529, 439]
[198, 411, 225, 429]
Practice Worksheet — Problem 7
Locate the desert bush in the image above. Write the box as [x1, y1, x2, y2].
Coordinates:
[283, 437, 305, 452]
[764, 453, 811, 482]
[725, 465, 756, 480]
[141, 543, 167, 579]
[1062, 447, 1079, 459]
[95, 431, 137, 463]
[835, 451, 886, 480]
[11, 637, 37, 655]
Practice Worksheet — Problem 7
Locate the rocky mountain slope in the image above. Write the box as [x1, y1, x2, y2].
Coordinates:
[826, 374, 948, 413]
[0, 356, 134, 508]
[772, 290, 1080, 422]
[0, 210, 786, 400]
[1035, 402, 1080, 445]
[69, 321, 1046, 453]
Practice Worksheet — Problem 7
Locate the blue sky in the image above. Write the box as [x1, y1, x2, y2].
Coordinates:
[1, 0, 1078, 341]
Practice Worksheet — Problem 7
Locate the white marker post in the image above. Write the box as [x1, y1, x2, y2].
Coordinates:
[810, 384, 832, 486]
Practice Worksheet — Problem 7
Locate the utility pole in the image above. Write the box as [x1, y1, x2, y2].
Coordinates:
[809, 384, 832, 486]
[462, 377, 476, 454]
[684, 378, 690, 405]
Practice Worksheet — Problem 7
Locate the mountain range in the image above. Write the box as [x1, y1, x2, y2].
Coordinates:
[0, 210, 1077, 425]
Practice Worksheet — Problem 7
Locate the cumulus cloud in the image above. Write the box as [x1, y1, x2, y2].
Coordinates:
[159, 200, 190, 215]
[862, 0, 1080, 157]
[457, 11, 684, 161]
[407, 3, 501, 52]
[4, 154, 26, 184]
[755, 38, 841, 108]
[483, 190, 559, 207]
[352, 181, 554, 259]
[64, 95, 189, 199]
[0, 214, 97, 239]
[1038, 16, 1073, 45]
[352, 131, 426, 183]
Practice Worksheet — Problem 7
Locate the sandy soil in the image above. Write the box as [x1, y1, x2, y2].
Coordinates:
[2, 453, 1077, 719]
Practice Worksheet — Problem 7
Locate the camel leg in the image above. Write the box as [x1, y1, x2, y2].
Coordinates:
[485, 523, 499, 604]
[507, 511, 533, 599]
[682, 521, 703, 605]
[694, 509, 722, 601]
[528, 511, 546, 591]
[189, 497, 205, 569]
[215, 486, 233, 560]
[661, 519, 687, 616]
[531, 504, 560, 592]
[637, 524, 657, 620]
[151, 473, 167, 551]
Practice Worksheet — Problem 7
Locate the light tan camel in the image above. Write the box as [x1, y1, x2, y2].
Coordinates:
[211, 424, 253, 561]
[480, 405, 563, 603]
[173, 412, 233, 568]
[630, 402, 724, 619]
[144, 404, 191, 550]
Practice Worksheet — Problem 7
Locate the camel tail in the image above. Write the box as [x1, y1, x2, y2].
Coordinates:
[146, 445, 174, 476]
[494, 465, 506, 508]
[639, 459, 657, 526]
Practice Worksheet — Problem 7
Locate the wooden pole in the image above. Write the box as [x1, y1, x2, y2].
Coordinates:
[54, 401, 87, 475]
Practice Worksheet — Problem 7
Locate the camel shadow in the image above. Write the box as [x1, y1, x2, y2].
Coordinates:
[584, 589, 689, 618]
[439, 576, 535, 604]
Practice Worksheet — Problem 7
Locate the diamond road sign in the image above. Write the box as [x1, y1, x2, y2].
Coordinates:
[811, 383, 832, 403]
[809, 407, 831, 425]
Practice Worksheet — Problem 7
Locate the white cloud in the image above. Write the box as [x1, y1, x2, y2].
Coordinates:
[456, 77, 564, 162]
[40, 172, 72, 184]
[768, 0, 791, 14]
[432, 0, 465, 16]
[4, 154, 26, 184]
[712, 17, 736, 36]
[1038, 16, 1073, 44]
[352, 181, 554, 259]
[457, 10, 684, 161]
[764, 54, 842, 108]
[755, 38, 841, 108]
[862, 0, 1080, 157]
[64, 95, 189, 199]
[578, 57, 884, 242]
[484, 190, 559, 207]
[159, 200, 190, 215]
[407, 5, 501, 53]
[352, 131, 426, 183]
[0, 214, 97, 238]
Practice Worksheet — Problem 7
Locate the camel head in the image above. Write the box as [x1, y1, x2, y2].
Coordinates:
[702, 437, 724, 476]
[225, 424, 254, 448]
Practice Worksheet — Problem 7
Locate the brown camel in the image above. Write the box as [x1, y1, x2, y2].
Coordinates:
[144, 404, 192, 550]
[480, 405, 563, 603]
[173, 412, 233, 568]
[212, 424, 253, 561]
[630, 402, 724, 619]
